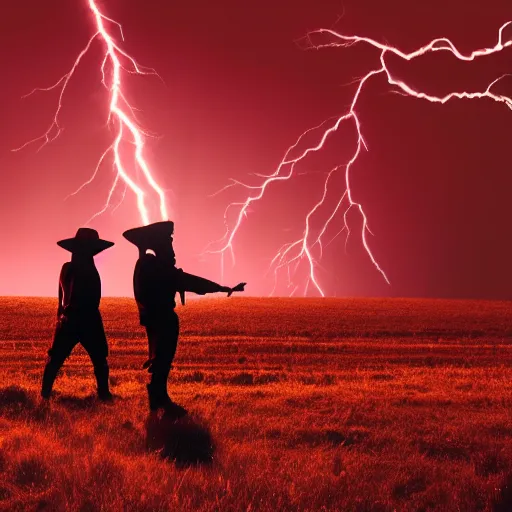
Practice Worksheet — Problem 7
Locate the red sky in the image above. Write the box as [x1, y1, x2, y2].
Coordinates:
[1, 0, 511, 299]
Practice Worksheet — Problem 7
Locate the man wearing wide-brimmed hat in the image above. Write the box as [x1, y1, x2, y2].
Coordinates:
[123, 221, 246, 413]
[41, 228, 114, 401]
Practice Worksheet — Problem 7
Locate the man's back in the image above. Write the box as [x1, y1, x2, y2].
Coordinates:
[59, 260, 101, 317]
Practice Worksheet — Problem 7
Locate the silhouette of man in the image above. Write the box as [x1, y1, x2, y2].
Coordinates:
[41, 228, 114, 401]
[123, 221, 245, 412]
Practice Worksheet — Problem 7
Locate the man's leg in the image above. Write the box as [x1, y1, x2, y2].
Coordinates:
[145, 324, 161, 410]
[41, 320, 76, 398]
[145, 323, 174, 411]
[80, 312, 112, 401]
[146, 312, 180, 411]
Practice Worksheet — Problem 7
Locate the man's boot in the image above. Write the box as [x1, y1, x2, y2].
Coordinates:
[147, 367, 185, 416]
[147, 382, 161, 411]
[158, 367, 186, 417]
[158, 366, 172, 405]
[147, 369, 170, 410]
[41, 360, 61, 399]
[95, 362, 113, 401]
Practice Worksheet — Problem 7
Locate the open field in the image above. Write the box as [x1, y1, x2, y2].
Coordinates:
[0, 296, 511, 511]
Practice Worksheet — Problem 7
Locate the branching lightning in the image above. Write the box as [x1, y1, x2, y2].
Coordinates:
[13, 0, 168, 226]
[209, 21, 512, 296]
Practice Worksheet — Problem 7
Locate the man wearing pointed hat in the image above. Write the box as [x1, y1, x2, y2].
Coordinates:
[123, 221, 246, 413]
[41, 228, 114, 401]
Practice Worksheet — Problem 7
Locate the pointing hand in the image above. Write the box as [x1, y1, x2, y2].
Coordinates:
[227, 282, 246, 297]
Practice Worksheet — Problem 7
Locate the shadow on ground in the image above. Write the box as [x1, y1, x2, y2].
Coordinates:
[0, 386, 36, 418]
[494, 474, 512, 512]
[145, 408, 215, 467]
[55, 394, 99, 410]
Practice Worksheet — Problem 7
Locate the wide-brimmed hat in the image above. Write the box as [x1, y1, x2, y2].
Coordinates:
[57, 228, 114, 256]
[122, 221, 174, 249]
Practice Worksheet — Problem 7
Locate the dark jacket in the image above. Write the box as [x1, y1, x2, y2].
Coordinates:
[58, 261, 101, 318]
[134, 254, 224, 326]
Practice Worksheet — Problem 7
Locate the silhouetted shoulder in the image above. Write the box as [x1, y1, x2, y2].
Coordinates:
[60, 262, 71, 281]
[134, 254, 160, 291]
[138, 253, 157, 265]
[137, 253, 157, 273]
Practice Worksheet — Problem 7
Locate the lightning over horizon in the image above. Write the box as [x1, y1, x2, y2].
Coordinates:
[13, 0, 169, 226]
[208, 21, 512, 297]
[9, 2, 511, 298]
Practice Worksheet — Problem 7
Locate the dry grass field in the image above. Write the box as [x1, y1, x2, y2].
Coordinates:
[0, 296, 511, 511]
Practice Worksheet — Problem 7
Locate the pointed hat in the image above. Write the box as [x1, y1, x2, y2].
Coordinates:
[122, 221, 174, 249]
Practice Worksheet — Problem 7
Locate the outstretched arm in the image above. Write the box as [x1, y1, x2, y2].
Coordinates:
[178, 270, 246, 296]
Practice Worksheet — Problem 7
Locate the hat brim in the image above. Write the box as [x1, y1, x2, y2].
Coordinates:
[122, 221, 174, 249]
[57, 238, 114, 256]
